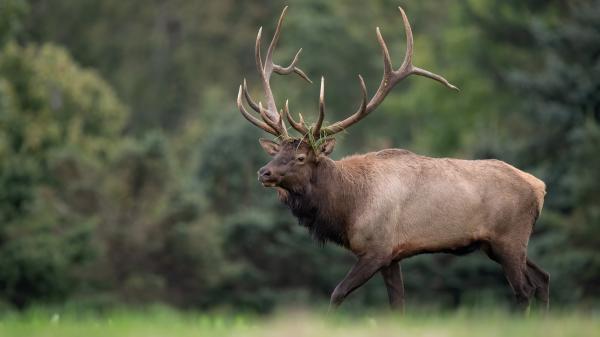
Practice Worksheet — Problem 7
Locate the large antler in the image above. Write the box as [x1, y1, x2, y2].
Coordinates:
[237, 6, 312, 138]
[312, 7, 458, 137]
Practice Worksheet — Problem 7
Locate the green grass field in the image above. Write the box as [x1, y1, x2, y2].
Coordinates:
[0, 307, 598, 337]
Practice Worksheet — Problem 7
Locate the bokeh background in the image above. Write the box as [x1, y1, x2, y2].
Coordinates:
[0, 0, 598, 313]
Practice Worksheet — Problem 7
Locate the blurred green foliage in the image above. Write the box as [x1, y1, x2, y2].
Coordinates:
[0, 40, 126, 308]
[0, 0, 598, 311]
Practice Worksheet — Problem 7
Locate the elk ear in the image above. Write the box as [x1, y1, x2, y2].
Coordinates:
[318, 138, 336, 156]
[259, 138, 280, 156]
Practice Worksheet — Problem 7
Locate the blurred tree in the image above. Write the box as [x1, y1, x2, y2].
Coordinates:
[0, 41, 227, 309]
[0, 0, 28, 47]
[86, 133, 226, 308]
[22, 0, 283, 132]
[0, 42, 126, 308]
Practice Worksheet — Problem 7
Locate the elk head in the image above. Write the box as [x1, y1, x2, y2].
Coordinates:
[237, 6, 458, 190]
[256, 137, 336, 189]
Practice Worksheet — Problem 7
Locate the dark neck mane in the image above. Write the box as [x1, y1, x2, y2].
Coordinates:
[277, 158, 361, 247]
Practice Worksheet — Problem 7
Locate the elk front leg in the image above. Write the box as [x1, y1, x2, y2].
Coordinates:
[329, 255, 385, 310]
[381, 261, 405, 312]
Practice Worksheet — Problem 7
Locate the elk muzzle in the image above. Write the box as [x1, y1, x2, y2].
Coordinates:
[258, 165, 280, 187]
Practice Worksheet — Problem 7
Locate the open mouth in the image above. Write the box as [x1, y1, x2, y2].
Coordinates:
[258, 177, 279, 187]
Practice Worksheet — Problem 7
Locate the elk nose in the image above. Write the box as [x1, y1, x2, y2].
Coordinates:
[258, 167, 272, 178]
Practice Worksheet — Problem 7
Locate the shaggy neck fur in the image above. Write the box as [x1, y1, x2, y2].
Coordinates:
[277, 156, 369, 247]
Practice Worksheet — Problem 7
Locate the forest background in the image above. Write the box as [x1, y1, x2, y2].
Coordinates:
[0, 0, 598, 312]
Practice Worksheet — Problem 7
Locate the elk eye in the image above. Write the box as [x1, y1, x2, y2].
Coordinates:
[296, 155, 305, 162]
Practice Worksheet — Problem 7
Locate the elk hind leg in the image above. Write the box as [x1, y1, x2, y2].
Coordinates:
[526, 258, 550, 310]
[380, 261, 405, 312]
[485, 241, 535, 312]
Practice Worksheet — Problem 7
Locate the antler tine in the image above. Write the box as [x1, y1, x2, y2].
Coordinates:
[273, 48, 313, 83]
[255, 27, 264, 78]
[312, 77, 326, 138]
[277, 108, 289, 138]
[376, 27, 394, 78]
[412, 67, 459, 90]
[237, 86, 278, 136]
[264, 6, 287, 77]
[398, 7, 413, 71]
[321, 6, 458, 136]
[242, 78, 260, 113]
[357, 74, 368, 112]
[284, 100, 309, 135]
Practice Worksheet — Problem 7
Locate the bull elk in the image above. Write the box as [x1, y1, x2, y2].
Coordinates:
[236, 6, 549, 311]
